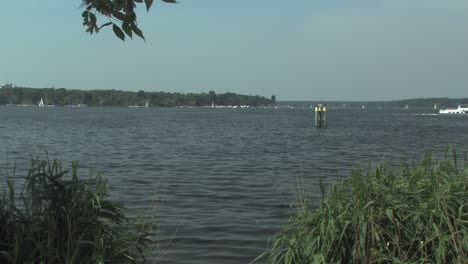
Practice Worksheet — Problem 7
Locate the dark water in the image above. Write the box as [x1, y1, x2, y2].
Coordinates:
[0, 107, 467, 263]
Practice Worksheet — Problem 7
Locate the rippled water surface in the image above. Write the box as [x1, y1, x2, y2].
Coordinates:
[0, 107, 467, 263]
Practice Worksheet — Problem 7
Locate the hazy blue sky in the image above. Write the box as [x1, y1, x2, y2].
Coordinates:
[1, 0, 467, 101]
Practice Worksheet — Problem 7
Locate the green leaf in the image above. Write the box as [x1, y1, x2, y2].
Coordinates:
[122, 23, 133, 38]
[113, 24, 125, 41]
[82, 11, 89, 26]
[386, 208, 394, 222]
[131, 24, 145, 41]
[112, 11, 127, 22]
[99, 22, 112, 29]
[145, 0, 154, 11]
[89, 13, 97, 24]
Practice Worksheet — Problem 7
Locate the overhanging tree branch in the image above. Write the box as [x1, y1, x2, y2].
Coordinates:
[81, 0, 177, 41]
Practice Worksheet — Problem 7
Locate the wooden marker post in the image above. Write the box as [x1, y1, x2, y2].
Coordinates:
[314, 105, 327, 127]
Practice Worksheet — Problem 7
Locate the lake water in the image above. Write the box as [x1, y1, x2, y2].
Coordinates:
[0, 106, 467, 263]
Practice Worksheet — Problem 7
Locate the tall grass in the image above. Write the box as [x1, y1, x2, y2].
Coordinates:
[255, 148, 467, 263]
[0, 157, 156, 264]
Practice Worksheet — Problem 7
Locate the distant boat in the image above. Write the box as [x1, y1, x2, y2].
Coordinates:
[211, 101, 215, 108]
[362, 105, 365, 109]
[434, 104, 437, 110]
[439, 105, 468, 114]
[38, 98, 45, 107]
[404, 104, 409, 110]
[65, 104, 88, 108]
[129, 101, 149, 108]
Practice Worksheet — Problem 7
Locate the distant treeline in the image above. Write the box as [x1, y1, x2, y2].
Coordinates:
[357, 98, 468, 108]
[390, 98, 468, 108]
[291, 98, 468, 108]
[0, 86, 275, 107]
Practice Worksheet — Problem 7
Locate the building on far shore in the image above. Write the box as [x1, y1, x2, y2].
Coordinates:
[1, 83, 15, 89]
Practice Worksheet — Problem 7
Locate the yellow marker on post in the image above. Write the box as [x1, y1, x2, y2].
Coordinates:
[314, 105, 327, 127]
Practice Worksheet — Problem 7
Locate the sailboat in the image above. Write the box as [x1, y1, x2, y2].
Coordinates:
[434, 104, 437, 110]
[362, 105, 365, 109]
[211, 101, 215, 108]
[38, 98, 45, 107]
[144, 101, 149, 108]
[404, 104, 409, 110]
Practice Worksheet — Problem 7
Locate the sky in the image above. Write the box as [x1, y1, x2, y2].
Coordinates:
[1, 0, 467, 101]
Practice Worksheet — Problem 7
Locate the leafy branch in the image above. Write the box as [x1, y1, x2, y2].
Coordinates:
[81, 0, 177, 41]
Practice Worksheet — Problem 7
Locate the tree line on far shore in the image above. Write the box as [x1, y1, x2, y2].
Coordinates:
[0, 85, 275, 107]
[388, 98, 468, 108]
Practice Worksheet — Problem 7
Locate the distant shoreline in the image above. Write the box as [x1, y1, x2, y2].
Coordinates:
[1, 85, 466, 108]
[0, 85, 274, 108]
[278, 98, 468, 108]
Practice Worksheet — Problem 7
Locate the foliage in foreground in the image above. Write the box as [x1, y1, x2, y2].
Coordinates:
[0, 158, 156, 264]
[256, 149, 467, 263]
[81, 0, 177, 41]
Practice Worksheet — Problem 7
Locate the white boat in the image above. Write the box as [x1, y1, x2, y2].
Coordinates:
[362, 105, 365, 109]
[38, 98, 45, 107]
[404, 104, 409, 110]
[439, 105, 468, 114]
[434, 104, 437, 110]
[129, 101, 149, 108]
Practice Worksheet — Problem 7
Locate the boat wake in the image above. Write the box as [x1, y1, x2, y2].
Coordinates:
[392, 113, 439, 116]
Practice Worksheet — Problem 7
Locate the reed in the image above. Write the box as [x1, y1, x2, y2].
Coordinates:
[255, 147, 467, 263]
[0, 157, 156, 264]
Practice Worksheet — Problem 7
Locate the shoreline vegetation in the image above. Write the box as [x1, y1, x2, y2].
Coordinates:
[0, 157, 158, 264]
[1, 150, 466, 263]
[1, 85, 468, 109]
[254, 147, 467, 263]
[0, 85, 274, 108]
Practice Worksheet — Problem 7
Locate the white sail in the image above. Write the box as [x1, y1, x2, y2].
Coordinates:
[404, 104, 409, 110]
[434, 104, 437, 109]
[145, 101, 149, 108]
[39, 98, 45, 107]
